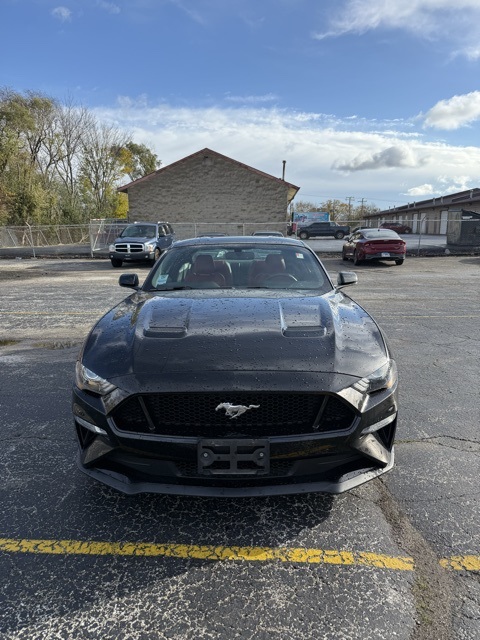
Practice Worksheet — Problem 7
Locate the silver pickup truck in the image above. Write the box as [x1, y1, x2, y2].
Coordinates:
[109, 221, 175, 267]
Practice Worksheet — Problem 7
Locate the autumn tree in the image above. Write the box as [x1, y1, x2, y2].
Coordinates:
[0, 88, 160, 224]
[123, 142, 160, 181]
[79, 122, 131, 218]
[0, 88, 55, 224]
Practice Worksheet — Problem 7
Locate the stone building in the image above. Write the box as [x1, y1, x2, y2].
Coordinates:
[118, 148, 300, 234]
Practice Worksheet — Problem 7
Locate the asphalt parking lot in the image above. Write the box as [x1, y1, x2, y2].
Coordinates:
[0, 255, 479, 640]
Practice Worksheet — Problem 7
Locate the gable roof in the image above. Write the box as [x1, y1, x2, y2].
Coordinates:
[118, 148, 300, 203]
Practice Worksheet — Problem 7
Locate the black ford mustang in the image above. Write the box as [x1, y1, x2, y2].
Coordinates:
[73, 237, 398, 496]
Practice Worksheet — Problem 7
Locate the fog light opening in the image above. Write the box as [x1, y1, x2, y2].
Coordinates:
[361, 413, 396, 435]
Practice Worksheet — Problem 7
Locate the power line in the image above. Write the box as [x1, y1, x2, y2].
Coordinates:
[299, 193, 410, 206]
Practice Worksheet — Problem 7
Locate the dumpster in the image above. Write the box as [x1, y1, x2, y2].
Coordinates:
[447, 209, 480, 247]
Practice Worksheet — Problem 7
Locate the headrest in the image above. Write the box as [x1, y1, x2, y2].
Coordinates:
[265, 254, 285, 270]
[194, 254, 215, 272]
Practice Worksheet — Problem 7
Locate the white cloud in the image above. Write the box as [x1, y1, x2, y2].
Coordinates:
[424, 92, 480, 130]
[92, 98, 480, 208]
[51, 6, 72, 21]
[167, 0, 207, 25]
[98, 1, 121, 14]
[224, 94, 278, 104]
[332, 144, 425, 172]
[406, 184, 435, 196]
[314, 0, 480, 58]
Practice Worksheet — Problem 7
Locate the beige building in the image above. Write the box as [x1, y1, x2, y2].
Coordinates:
[118, 148, 299, 231]
[365, 188, 480, 234]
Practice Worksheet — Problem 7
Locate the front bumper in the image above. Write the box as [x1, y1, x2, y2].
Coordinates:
[109, 250, 154, 262]
[72, 375, 398, 497]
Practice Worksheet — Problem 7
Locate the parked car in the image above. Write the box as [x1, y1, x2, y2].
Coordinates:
[197, 232, 228, 237]
[109, 221, 175, 268]
[252, 230, 284, 237]
[73, 236, 398, 496]
[296, 221, 350, 240]
[379, 222, 412, 234]
[342, 229, 406, 265]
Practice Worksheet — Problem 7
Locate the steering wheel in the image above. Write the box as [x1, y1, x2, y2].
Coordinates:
[263, 273, 298, 286]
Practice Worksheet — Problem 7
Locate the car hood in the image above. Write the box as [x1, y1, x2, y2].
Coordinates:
[115, 235, 155, 243]
[82, 291, 388, 382]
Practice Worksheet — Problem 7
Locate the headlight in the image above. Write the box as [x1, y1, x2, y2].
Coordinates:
[145, 243, 155, 251]
[353, 360, 397, 394]
[75, 362, 117, 396]
[109, 244, 116, 252]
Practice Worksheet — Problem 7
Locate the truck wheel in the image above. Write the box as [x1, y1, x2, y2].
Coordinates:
[111, 258, 123, 268]
[299, 231, 309, 240]
[334, 231, 345, 239]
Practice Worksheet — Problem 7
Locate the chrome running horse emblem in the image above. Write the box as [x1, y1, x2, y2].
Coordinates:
[215, 402, 260, 419]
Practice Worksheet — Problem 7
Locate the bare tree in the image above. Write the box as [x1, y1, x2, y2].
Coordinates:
[80, 122, 131, 218]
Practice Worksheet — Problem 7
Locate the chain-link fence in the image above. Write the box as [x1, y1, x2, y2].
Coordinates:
[0, 219, 463, 259]
[89, 219, 295, 249]
[0, 224, 90, 248]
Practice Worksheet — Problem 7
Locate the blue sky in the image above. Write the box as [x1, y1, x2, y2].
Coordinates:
[3, 0, 480, 210]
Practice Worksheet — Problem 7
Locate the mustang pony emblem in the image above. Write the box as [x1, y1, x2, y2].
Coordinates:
[215, 403, 260, 419]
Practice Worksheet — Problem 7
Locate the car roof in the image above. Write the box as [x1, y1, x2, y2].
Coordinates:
[173, 235, 306, 247]
[252, 230, 284, 235]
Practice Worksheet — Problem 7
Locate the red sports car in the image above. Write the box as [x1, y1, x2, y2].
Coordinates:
[379, 222, 413, 233]
[342, 229, 406, 265]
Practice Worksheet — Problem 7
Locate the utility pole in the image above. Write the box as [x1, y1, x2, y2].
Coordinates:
[346, 196, 355, 220]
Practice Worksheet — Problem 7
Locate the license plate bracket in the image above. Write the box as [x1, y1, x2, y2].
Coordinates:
[198, 439, 270, 476]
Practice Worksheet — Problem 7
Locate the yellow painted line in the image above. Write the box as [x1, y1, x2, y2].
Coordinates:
[0, 537, 409, 570]
[0, 538, 477, 572]
[439, 555, 480, 571]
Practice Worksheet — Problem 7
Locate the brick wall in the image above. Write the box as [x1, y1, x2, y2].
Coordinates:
[125, 152, 292, 223]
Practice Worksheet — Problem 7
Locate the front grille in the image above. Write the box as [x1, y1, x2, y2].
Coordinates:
[176, 459, 293, 478]
[115, 242, 144, 254]
[110, 393, 356, 438]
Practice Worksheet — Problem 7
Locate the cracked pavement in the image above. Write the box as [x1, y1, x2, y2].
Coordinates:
[0, 255, 478, 639]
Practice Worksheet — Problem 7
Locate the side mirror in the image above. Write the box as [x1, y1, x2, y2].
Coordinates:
[337, 271, 358, 288]
[119, 273, 140, 290]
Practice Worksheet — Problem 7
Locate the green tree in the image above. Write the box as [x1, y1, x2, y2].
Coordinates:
[0, 88, 56, 224]
[292, 200, 326, 213]
[123, 142, 160, 181]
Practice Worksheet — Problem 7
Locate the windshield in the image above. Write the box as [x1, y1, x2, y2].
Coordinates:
[147, 244, 332, 293]
[362, 230, 400, 240]
[120, 224, 156, 239]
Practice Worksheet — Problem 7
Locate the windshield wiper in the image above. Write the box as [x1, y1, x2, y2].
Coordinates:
[153, 285, 194, 291]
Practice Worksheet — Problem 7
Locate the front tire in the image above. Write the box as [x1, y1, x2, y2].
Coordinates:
[299, 231, 309, 240]
[353, 250, 362, 266]
[334, 231, 345, 239]
[342, 249, 348, 261]
[111, 258, 123, 268]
